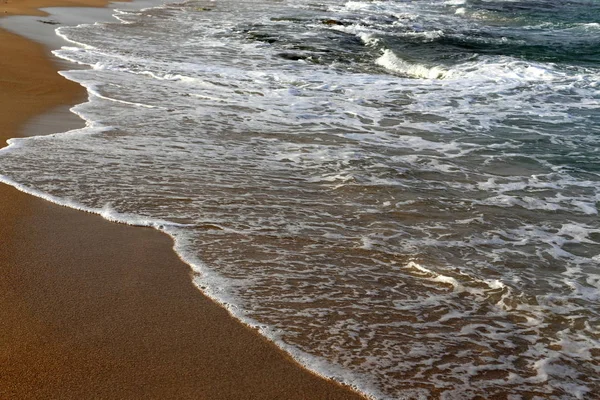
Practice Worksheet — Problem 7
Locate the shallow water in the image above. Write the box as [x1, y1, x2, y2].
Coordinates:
[1, 0, 599, 398]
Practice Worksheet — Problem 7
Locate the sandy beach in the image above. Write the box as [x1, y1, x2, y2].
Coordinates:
[0, 2, 365, 399]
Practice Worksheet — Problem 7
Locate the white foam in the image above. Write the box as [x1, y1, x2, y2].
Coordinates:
[375, 49, 448, 79]
[0, 174, 188, 230]
[344, 1, 374, 12]
[55, 26, 98, 50]
[404, 261, 511, 302]
[357, 32, 379, 47]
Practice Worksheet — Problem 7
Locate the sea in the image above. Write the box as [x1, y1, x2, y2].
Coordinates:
[1, 0, 599, 398]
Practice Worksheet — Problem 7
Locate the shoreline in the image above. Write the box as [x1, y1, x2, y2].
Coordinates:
[0, 2, 366, 399]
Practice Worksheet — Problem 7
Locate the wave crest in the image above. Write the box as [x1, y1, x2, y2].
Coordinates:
[375, 49, 449, 79]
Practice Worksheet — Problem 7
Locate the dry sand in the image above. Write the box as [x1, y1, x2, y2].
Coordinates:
[0, 2, 365, 399]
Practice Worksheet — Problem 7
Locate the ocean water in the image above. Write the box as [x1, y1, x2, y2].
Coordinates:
[1, 0, 599, 398]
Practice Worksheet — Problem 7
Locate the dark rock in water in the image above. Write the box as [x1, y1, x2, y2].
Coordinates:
[38, 19, 60, 25]
[278, 52, 309, 61]
[321, 19, 348, 26]
[247, 31, 278, 44]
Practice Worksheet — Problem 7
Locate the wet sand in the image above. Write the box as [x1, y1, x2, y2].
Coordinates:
[0, 3, 365, 399]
